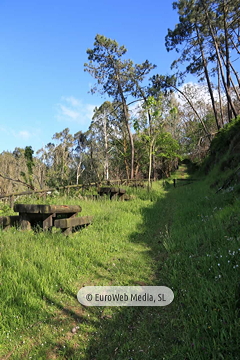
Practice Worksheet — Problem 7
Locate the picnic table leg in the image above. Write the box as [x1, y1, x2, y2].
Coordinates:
[110, 192, 118, 200]
[19, 213, 31, 230]
[60, 212, 76, 235]
[42, 213, 55, 231]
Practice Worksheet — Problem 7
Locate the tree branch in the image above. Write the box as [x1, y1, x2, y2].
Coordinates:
[0, 173, 35, 190]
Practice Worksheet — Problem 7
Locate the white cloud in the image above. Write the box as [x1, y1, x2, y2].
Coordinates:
[177, 82, 221, 105]
[18, 130, 31, 139]
[11, 128, 41, 140]
[61, 96, 81, 107]
[0, 126, 9, 134]
[85, 104, 96, 118]
[56, 96, 99, 126]
[59, 105, 80, 120]
[129, 100, 143, 117]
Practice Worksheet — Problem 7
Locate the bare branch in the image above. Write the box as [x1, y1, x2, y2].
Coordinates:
[0, 173, 35, 190]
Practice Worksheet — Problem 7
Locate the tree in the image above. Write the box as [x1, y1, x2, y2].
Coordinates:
[165, 0, 240, 126]
[84, 34, 155, 179]
[74, 131, 88, 184]
[136, 95, 165, 187]
[149, 74, 211, 136]
[155, 131, 180, 178]
[37, 128, 75, 187]
[20, 146, 35, 189]
[90, 101, 114, 181]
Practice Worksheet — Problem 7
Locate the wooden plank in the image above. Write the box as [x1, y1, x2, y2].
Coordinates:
[54, 216, 93, 229]
[14, 204, 81, 214]
[0, 216, 20, 227]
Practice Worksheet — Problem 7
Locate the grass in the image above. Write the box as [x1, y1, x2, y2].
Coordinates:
[0, 173, 239, 359]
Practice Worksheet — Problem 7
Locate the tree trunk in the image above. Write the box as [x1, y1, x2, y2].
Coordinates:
[196, 26, 220, 130]
[123, 137, 130, 180]
[203, 2, 237, 120]
[217, 64, 224, 127]
[148, 143, 152, 190]
[122, 100, 134, 179]
[223, 0, 233, 121]
[103, 110, 109, 180]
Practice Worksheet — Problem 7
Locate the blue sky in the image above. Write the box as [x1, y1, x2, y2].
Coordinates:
[0, 0, 184, 153]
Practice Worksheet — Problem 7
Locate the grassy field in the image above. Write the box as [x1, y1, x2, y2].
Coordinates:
[0, 169, 239, 359]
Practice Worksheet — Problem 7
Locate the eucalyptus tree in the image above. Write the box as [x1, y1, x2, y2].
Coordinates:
[37, 128, 75, 187]
[84, 34, 155, 179]
[90, 101, 116, 181]
[0, 150, 25, 194]
[90, 100, 133, 180]
[134, 91, 181, 183]
[74, 130, 88, 184]
[137, 95, 165, 186]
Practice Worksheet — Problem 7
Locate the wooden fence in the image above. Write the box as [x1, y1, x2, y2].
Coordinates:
[0, 179, 146, 208]
[173, 178, 198, 187]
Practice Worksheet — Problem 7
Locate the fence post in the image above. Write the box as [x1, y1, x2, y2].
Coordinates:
[9, 195, 14, 209]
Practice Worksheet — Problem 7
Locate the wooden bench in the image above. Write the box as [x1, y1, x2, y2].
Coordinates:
[0, 204, 93, 235]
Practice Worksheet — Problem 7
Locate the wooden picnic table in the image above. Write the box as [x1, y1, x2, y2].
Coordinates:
[0, 204, 93, 235]
[98, 187, 130, 200]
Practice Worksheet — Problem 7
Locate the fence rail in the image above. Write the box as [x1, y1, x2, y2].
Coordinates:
[0, 179, 147, 208]
[173, 178, 198, 187]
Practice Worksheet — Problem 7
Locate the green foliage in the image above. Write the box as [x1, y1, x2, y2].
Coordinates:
[19, 146, 35, 188]
[84, 34, 155, 101]
[210, 116, 240, 155]
[24, 146, 35, 176]
[155, 131, 180, 159]
[202, 116, 240, 174]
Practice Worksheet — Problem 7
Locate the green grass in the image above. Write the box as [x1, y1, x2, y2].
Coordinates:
[0, 176, 239, 359]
